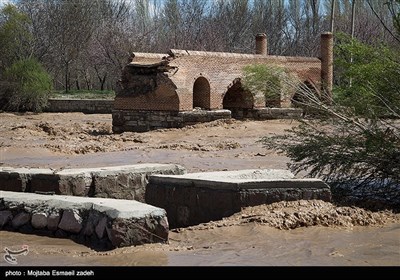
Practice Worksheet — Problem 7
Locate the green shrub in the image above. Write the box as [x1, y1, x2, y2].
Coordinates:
[2, 58, 52, 112]
[334, 33, 400, 117]
[242, 64, 299, 107]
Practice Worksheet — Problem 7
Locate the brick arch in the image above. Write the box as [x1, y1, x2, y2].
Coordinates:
[223, 78, 254, 109]
[193, 76, 211, 109]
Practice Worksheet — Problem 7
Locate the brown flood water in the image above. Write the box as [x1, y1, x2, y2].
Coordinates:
[1, 223, 399, 266]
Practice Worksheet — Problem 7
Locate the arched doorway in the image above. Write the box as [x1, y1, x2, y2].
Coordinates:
[193, 77, 211, 109]
[223, 79, 253, 109]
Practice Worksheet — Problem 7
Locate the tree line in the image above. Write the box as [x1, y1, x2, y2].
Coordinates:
[0, 0, 398, 93]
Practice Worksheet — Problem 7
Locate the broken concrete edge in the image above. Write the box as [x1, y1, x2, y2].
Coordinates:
[149, 177, 330, 190]
[0, 164, 186, 176]
[0, 191, 169, 250]
[151, 169, 295, 181]
[149, 169, 329, 190]
[0, 164, 186, 200]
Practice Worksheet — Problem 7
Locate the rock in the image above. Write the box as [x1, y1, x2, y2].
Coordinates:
[0, 167, 32, 192]
[83, 211, 101, 236]
[82, 220, 94, 236]
[95, 217, 107, 239]
[57, 170, 93, 196]
[29, 170, 59, 194]
[47, 213, 61, 231]
[31, 213, 48, 229]
[0, 210, 13, 227]
[106, 226, 124, 247]
[58, 210, 83, 233]
[11, 212, 30, 228]
[92, 164, 186, 201]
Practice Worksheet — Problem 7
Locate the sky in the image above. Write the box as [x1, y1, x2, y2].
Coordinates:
[0, 0, 12, 8]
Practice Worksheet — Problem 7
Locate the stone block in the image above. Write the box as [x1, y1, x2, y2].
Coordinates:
[58, 209, 83, 234]
[92, 164, 186, 201]
[12, 212, 30, 228]
[57, 169, 93, 196]
[31, 213, 48, 229]
[47, 213, 61, 231]
[95, 217, 108, 239]
[0, 210, 13, 227]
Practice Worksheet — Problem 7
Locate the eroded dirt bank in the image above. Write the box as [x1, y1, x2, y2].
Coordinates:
[178, 200, 400, 231]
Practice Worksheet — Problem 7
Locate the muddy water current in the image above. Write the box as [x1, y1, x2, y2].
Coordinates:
[1, 223, 399, 266]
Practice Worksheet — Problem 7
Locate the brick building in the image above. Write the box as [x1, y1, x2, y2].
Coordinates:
[112, 33, 333, 133]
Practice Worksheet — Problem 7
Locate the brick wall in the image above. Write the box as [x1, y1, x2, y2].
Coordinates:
[115, 51, 322, 112]
[112, 108, 303, 132]
[230, 108, 303, 120]
[112, 109, 231, 133]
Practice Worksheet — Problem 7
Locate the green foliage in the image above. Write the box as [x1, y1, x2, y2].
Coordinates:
[334, 33, 400, 116]
[261, 117, 400, 189]
[0, 4, 32, 72]
[2, 58, 52, 112]
[258, 37, 400, 202]
[242, 64, 298, 106]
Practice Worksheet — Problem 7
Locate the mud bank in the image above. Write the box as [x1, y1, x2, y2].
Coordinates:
[179, 200, 400, 231]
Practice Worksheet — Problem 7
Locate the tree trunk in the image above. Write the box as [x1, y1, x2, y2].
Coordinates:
[351, 0, 356, 39]
[330, 0, 336, 33]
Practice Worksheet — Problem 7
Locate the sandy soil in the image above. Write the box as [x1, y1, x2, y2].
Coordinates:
[1, 112, 399, 266]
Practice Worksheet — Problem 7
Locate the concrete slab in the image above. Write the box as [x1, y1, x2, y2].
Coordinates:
[0, 164, 186, 201]
[146, 169, 331, 228]
[150, 169, 298, 190]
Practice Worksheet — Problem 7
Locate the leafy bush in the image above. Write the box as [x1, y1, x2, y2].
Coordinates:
[334, 33, 400, 117]
[259, 78, 400, 208]
[242, 64, 299, 107]
[256, 37, 400, 208]
[0, 4, 32, 72]
[1, 58, 52, 112]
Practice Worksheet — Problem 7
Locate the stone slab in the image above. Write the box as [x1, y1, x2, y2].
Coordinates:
[0, 190, 169, 249]
[0, 164, 186, 201]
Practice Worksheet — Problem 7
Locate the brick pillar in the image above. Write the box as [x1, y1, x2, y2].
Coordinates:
[255, 33, 267, 56]
[321, 32, 333, 99]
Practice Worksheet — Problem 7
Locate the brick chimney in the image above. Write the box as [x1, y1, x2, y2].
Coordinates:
[321, 32, 333, 99]
[255, 33, 267, 56]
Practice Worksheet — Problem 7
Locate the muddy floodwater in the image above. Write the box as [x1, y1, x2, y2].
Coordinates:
[1, 113, 399, 266]
[1, 223, 399, 266]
